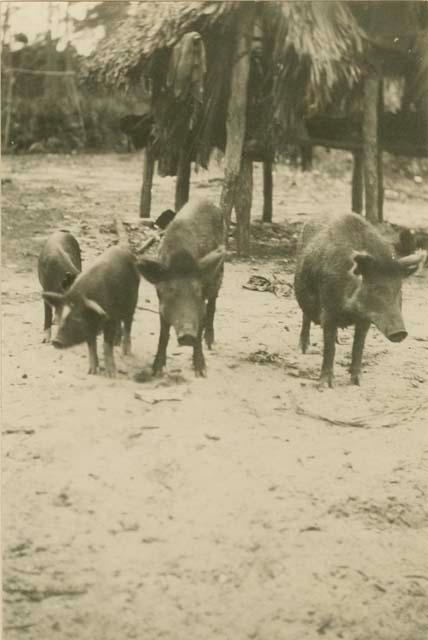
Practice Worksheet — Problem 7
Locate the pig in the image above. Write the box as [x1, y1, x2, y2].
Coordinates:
[42, 246, 140, 377]
[137, 198, 225, 377]
[294, 212, 427, 387]
[38, 231, 82, 343]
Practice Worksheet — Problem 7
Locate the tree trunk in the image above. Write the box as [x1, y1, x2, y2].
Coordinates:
[219, 4, 256, 244]
[235, 156, 253, 256]
[140, 145, 155, 218]
[3, 70, 14, 151]
[175, 147, 191, 212]
[363, 66, 381, 223]
[352, 149, 364, 214]
[262, 160, 273, 223]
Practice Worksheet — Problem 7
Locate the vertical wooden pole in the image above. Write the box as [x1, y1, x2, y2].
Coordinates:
[219, 4, 256, 244]
[175, 147, 191, 212]
[140, 145, 155, 218]
[235, 156, 253, 256]
[352, 149, 364, 214]
[2, 2, 13, 151]
[377, 78, 384, 222]
[262, 159, 273, 222]
[301, 144, 313, 172]
[363, 64, 381, 224]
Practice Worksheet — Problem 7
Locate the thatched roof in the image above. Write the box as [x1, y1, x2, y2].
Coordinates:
[84, 1, 363, 102]
[82, 1, 367, 169]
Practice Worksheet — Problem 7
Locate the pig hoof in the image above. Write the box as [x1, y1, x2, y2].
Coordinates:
[195, 367, 207, 378]
[88, 367, 98, 375]
[350, 373, 360, 386]
[42, 337, 51, 344]
[204, 330, 214, 350]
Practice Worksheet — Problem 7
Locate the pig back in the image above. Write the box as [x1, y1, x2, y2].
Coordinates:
[159, 199, 224, 264]
[38, 231, 82, 291]
[67, 246, 139, 319]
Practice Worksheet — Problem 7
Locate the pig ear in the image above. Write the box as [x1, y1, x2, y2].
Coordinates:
[137, 258, 168, 284]
[397, 249, 427, 278]
[197, 247, 225, 274]
[42, 291, 65, 309]
[82, 296, 107, 318]
[395, 228, 416, 257]
[349, 251, 376, 277]
[61, 271, 77, 291]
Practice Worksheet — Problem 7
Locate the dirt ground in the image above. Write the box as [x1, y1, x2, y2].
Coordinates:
[2, 152, 428, 640]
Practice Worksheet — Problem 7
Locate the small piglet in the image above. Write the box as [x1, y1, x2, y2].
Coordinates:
[138, 198, 225, 377]
[294, 213, 427, 387]
[43, 246, 140, 377]
[38, 231, 82, 343]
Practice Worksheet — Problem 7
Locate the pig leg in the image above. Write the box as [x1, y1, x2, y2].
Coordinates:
[204, 297, 216, 349]
[153, 316, 170, 376]
[299, 313, 311, 353]
[103, 321, 117, 378]
[349, 319, 370, 385]
[319, 317, 337, 388]
[43, 301, 53, 343]
[87, 336, 99, 375]
[114, 321, 122, 347]
[122, 316, 133, 356]
[193, 329, 206, 377]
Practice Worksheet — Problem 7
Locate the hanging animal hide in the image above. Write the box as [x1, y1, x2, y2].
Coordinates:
[167, 32, 207, 102]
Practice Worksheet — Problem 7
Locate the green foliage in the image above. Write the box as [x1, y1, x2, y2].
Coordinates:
[1, 36, 140, 153]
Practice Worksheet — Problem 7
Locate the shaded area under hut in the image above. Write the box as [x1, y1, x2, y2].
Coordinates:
[84, 1, 427, 255]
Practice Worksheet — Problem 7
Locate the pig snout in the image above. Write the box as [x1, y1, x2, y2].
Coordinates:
[177, 332, 197, 347]
[374, 313, 408, 343]
[387, 329, 407, 343]
[52, 338, 65, 349]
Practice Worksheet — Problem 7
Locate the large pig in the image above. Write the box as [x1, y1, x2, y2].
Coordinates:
[43, 246, 139, 377]
[294, 213, 426, 387]
[38, 230, 82, 343]
[138, 198, 225, 377]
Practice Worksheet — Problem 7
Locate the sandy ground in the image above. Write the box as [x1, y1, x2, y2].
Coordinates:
[2, 152, 428, 640]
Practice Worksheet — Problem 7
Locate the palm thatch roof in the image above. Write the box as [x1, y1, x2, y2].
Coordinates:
[85, 2, 363, 101]
[83, 1, 367, 171]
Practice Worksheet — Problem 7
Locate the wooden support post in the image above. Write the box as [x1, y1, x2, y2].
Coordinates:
[235, 156, 253, 256]
[262, 160, 273, 223]
[301, 144, 313, 172]
[363, 65, 381, 223]
[219, 4, 255, 244]
[377, 149, 384, 222]
[352, 149, 364, 214]
[140, 145, 155, 218]
[377, 79, 384, 222]
[175, 147, 191, 212]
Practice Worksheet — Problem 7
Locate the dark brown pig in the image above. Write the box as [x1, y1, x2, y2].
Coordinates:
[38, 231, 82, 343]
[138, 198, 225, 377]
[294, 213, 427, 387]
[43, 246, 139, 377]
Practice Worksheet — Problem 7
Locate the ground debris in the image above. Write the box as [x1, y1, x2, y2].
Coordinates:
[243, 274, 293, 297]
[3, 577, 87, 602]
[247, 350, 285, 365]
